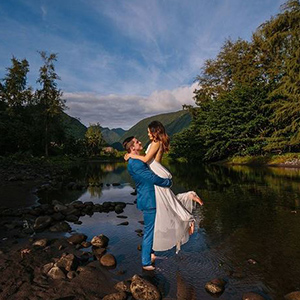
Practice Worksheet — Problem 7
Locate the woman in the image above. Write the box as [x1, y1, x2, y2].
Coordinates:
[125, 121, 203, 254]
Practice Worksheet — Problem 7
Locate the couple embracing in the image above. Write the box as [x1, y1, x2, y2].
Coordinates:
[123, 121, 203, 271]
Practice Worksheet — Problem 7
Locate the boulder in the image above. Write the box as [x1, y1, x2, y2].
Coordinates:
[33, 238, 48, 247]
[65, 214, 79, 222]
[92, 246, 106, 259]
[33, 216, 52, 231]
[114, 280, 131, 293]
[42, 262, 54, 274]
[67, 271, 77, 279]
[102, 292, 127, 300]
[285, 291, 300, 300]
[54, 204, 68, 212]
[55, 253, 79, 272]
[91, 234, 109, 248]
[47, 266, 66, 280]
[52, 212, 65, 221]
[205, 278, 226, 294]
[130, 274, 161, 300]
[67, 233, 87, 245]
[100, 254, 116, 267]
[243, 292, 267, 300]
[49, 221, 71, 232]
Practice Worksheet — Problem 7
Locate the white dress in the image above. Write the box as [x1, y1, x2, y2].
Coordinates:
[146, 145, 196, 253]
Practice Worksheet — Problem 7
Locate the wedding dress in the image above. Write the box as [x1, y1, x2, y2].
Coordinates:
[146, 145, 196, 253]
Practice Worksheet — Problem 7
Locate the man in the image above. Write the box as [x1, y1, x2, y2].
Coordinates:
[123, 136, 172, 270]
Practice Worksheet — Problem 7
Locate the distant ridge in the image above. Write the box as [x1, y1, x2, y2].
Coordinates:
[119, 110, 191, 147]
[61, 112, 87, 139]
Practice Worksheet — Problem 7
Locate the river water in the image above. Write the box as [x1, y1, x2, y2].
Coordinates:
[39, 162, 300, 299]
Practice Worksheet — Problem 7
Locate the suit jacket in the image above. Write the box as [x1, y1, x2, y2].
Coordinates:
[127, 158, 172, 211]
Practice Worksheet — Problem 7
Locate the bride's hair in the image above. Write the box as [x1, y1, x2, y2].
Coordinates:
[148, 121, 170, 153]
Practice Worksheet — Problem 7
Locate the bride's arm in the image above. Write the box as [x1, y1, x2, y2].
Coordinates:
[126, 141, 160, 163]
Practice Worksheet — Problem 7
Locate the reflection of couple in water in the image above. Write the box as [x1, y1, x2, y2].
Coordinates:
[123, 121, 203, 271]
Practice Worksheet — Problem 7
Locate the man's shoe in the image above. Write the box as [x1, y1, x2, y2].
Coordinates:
[142, 265, 155, 271]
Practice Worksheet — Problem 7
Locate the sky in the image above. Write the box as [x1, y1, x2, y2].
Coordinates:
[0, 0, 286, 129]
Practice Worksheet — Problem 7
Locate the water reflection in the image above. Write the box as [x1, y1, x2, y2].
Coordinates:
[38, 161, 300, 299]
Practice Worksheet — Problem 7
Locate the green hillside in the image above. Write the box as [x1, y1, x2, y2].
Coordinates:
[101, 127, 123, 145]
[61, 112, 87, 139]
[119, 110, 191, 147]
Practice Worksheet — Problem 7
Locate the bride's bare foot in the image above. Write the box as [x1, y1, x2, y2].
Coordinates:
[192, 195, 204, 206]
[188, 222, 195, 235]
[151, 253, 156, 263]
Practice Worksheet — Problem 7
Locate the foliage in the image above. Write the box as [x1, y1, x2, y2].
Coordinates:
[172, 0, 300, 162]
[85, 123, 105, 157]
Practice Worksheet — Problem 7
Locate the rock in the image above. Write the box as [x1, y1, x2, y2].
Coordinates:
[138, 220, 144, 225]
[117, 221, 129, 226]
[33, 238, 48, 247]
[102, 292, 127, 300]
[65, 214, 79, 222]
[67, 233, 87, 245]
[243, 292, 266, 300]
[42, 262, 54, 274]
[63, 207, 81, 216]
[114, 280, 131, 293]
[92, 246, 106, 259]
[33, 216, 52, 231]
[285, 291, 300, 300]
[115, 205, 124, 214]
[81, 241, 91, 248]
[130, 274, 161, 300]
[67, 271, 77, 279]
[47, 266, 66, 280]
[55, 253, 79, 272]
[135, 229, 143, 233]
[205, 278, 226, 294]
[91, 234, 109, 248]
[247, 258, 258, 265]
[116, 215, 128, 219]
[52, 212, 65, 221]
[100, 254, 116, 267]
[49, 221, 71, 232]
[54, 204, 68, 212]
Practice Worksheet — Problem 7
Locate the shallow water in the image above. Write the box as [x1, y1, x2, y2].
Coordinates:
[33, 162, 300, 298]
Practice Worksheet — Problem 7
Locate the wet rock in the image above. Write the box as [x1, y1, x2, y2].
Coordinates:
[52, 212, 65, 221]
[102, 291, 127, 300]
[115, 205, 124, 214]
[54, 204, 68, 212]
[138, 220, 144, 225]
[33, 238, 48, 247]
[130, 274, 161, 300]
[205, 278, 226, 294]
[285, 291, 300, 300]
[92, 246, 106, 259]
[33, 216, 52, 231]
[67, 233, 87, 245]
[135, 229, 143, 233]
[114, 280, 131, 293]
[47, 266, 66, 280]
[67, 271, 77, 279]
[247, 258, 258, 265]
[100, 254, 116, 267]
[118, 221, 129, 226]
[81, 241, 91, 248]
[91, 234, 109, 248]
[42, 262, 54, 274]
[55, 253, 79, 272]
[63, 207, 81, 216]
[116, 215, 128, 219]
[74, 220, 83, 225]
[131, 191, 137, 196]
[49, 221, 71, 232]
[72, 200, 84, 209]
[65, 214, 79, 222]
[112, 183, 121, 186]
[243, 292, 267, 300]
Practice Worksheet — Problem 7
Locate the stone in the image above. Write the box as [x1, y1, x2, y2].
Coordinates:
[47, 266, 66, 280]
[117, 221, 129, 226]
[100, 254, 116, 267]
[54, 204, 68, 212]
[114, 280, 131, 293]
[67, 271, 77, 279]
[52, 212, 65, 221]
[65, 214, 79, 222]
[49, 221, 71, 232]
[81, 241, 91, 248]
[55, 253, 79, 272]
[130, 274, 161, 300]
[115, 206, 124, 214]
[116, 215, 128, 219]
[91, 234, 109, 248]
[285, 291, 300, 300]
[205, 278, 226, 294]
[67, 233, 87, 245]
[33, 216, 52, 231]
[243, 292, 267, 300]
[42, 262, 54, 274]
[92, 246, 106, 259]
[33, 238, 48, 247]
[102, 292, 127, 300]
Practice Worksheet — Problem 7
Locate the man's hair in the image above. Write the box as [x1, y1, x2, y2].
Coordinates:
[122, 136, 135, 153]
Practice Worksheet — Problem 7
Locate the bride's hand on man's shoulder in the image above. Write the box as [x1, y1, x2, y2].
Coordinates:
[124, 153, 131, 161]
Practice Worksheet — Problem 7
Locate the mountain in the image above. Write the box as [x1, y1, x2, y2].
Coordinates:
[119, 110, 191, 147]
[101, 127, 127, 145]
[61, 112, 87, 139]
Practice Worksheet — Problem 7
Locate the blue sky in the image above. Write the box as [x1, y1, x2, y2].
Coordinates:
[0, 0, 285, 129]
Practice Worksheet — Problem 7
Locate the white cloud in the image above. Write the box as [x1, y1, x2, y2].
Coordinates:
[65, 82, 198, 129]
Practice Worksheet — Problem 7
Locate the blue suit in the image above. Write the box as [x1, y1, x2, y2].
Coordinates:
[127, 158, 172, 266]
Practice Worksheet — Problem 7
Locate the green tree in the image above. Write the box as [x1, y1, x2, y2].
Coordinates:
[85, 123, 104, 157]
[35, 51, 66, 157]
